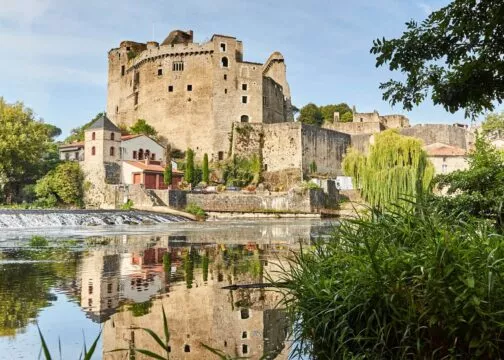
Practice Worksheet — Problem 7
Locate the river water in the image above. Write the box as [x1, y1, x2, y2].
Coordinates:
[0, 215, 335, 359]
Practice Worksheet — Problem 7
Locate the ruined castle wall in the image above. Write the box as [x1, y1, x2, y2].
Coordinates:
[380, 114, 409, 129]
[262, 77, 286, 124]
[232, 123, 264, 158]
[262, 54, 293, 122]
[323, 121, 383, 135]
[301, 125, 351, 177]
[400, 124, 469, 149]
[353, 112, 380, 123]
[350, 133, 374, 154]
[262, 123, 303, 174]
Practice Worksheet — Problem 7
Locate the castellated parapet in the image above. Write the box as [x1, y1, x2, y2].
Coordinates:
[107, 29, 293, 160]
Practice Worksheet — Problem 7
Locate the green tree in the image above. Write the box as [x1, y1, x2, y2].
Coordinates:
[202, 153, 209, 184]
[64, 112, 104, 143]
[130, 119, 157, 138]
[371, 0, 504, 118]
[320, 103, 353, 124]
[163, 164, 173, 186]
[340, 112, 353, 123]
[184, 148, 195, 185]
[481, 112, 504, 136]
[343, 130, 434, 209]
[297, 103, 323, 126]
[35, 162, 84, 207]
[0, 98, 52, 202]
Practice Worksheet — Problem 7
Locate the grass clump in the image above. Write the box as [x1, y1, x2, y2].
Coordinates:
[276, 205, 504, 359]
[185, 203, 206, 217]
[29, 236, 49, 247]
[120, 199, 134, 210]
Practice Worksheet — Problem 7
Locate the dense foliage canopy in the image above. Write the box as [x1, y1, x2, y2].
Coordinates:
[481, 111, 504, 135]
[371, 0, 504, 117]
[343, 130, 434, 209]
[298, 102, 353, 125]
[35, 162, 84, 207]
[129, 118, 158, 138]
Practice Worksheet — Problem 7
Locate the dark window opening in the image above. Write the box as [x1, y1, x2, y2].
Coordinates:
[242, 331, 247, 339]
[115, 105, 118, 114]
[121, 65, 125, 76]
[187, 84, 192, 91]
[240, 308, 250, 319]
[173, 61, 184, 71]
[167, 346, 171, 353]
[126, 47, 131, 51]
[221, 57, 229, 68]
[264, 164, 268, 171]
[145, 150, 150, 159]
[91, 146, 96, 156]
[75, 152, 79, 160]
[168, 85, 173, 92]
[107, 299, 112, 308]
[134, 92, 139, 106]
[263, 96, 267, 106]
[133, 151, 137, 159]
[242, 344, 248, 354]
[151, 153, 156, 160]
[224, 341, 227, 347]
[88, 285, 93, 294]
[218, 151, 224, 161]
[107, 283, 113, 294]
[224, 89, 228, 94]
[92, 132, 96, 140]
[184, 345, 190, 353]
[111, 133, 115, 140]
[240, 115, 249, 123]
[138, 149, 144, 160]
[360, 117, 363, 122]
[158, 68, 163, 76]
[88, 299, 93, 307]
[242, 83, 247, 91]
[110, 147, 115, 156]
[242, 96, 248, 104]
[224, 74, 227, 80]
[220, 43, 226, 52]
[65, 153, 70, 160]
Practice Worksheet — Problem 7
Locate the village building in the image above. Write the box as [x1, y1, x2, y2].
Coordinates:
[423, 142, 468, 175]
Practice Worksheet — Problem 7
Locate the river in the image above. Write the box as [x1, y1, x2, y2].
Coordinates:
[0, 214, 335, 359]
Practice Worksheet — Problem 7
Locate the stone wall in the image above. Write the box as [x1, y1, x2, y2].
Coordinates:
[400, 124, 470, 149]
[323, 121, 383, 135]
[186, 188, 332, 213]
[350, 133, 374, 154]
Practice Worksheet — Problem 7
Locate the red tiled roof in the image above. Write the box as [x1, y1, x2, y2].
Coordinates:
[59, 141, 84, 148]
[423, 142, 466, 156]
[124, 161, 183, 174]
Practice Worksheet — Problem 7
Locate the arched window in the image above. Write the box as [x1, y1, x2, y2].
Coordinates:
[91, 146, 96, 156]
[111, 133, 115, 140]
[133, 151, 137, 159]
[221, 57, 228, 68]
[110, 147, 115, 156]
[240, 115, 249, 123]
[138, 149, 144, 160]
[184, 345, 190, 353]
[92, 132, 96, 140]
[145, 150, 150, 159]
[151, 153, 156, 160]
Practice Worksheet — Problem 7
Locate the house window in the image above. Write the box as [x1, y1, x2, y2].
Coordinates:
[75, 152, 79, 160]
[187, 84, 192, 91]
[263, 96, 267, 106]
[242, 83, 247, 91]
[108, 283, 113, 294]
[145, 150, 150, 159]
[168, 85, 173, 92]
[138, 149, 144, 160]
[220, 43, 226, 52]
[240, 115, 249, 123]
[173, 61, 184, 71]
[218, 151, 224, 161]
[240, 308, 249, 319]
[133, 150, 137, 159]
[92, 132, 96, 140]
[221, 57, 229, 68]
[242, 96, 248, 104]
[224, 74, 227, 80]
[151, 153, 156, 160]
[184, 345, 190, 353]
[111, 133, 115, 140]
[91, 146, 96, 156]
[121, 65, 125, 76]
[242, 344, 248, 355]
[158, 68, 163, 76]
[110, 147, 115, 156]
[65, 153, 70, 160]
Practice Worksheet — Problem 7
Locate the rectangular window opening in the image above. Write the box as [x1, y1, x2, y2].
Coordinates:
[242, 83, 247, 91]
[134, 92, 139, 106]
[173, 61, 184, 71]
[168, 85, 173, 92]
[158, 68, 163, 76]
[220, 43, 226, 52]
[224, 74, 227, 80]
[187, 84, 192, 91]
[218, 151, 224, 161]
[121, 65, 125, 76]
[224, 89, 228, 94]
[242, 96, 248, 104]
[242, 344, 248, 354]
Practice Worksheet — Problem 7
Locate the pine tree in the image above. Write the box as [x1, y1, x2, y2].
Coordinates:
[184, 148, 195, 185]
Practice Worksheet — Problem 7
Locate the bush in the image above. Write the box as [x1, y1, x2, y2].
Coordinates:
[277, 206, 504, 359]
[222, 154, 261, 188]
[120, 199, 133, 210]
[29, 236, 49, 247]
[300, 181, 320, 190]
[185, 203, 206, 217]
[35, 162, 84, 207]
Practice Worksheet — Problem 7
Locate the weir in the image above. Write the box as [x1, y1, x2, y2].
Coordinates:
[0, 210, 188, 229]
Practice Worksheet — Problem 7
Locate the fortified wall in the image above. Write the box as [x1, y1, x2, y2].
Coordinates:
[323, 110, 409, 135]
[231, 122, 351, 188]
[400, 124, 473, 150]
[107, 29, 293, 161]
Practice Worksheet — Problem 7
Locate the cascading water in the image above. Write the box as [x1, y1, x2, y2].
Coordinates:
[0, 210, 188, 229]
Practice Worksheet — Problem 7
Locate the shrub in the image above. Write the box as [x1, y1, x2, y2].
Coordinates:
[184, 148, 195, 185]
[35, 162, 84, 207]
[163, 165, 173, 186]
[29, 236, 49, 247]
[277, 206, 504, 359]
[222, 154, 261, 187]
[120, 199, 133, 210]
[300, 181, 320, 190]
[202, 153, 209, 184]
[185, 203, 206, 217]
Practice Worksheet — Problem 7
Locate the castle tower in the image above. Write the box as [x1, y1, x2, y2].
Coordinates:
[82, 114, 122, 208]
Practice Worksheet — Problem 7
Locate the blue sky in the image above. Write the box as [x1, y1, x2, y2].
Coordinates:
[0, 0, 498, 138]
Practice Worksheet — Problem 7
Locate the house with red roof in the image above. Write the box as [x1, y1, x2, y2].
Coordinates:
[423, 142, 469, 175]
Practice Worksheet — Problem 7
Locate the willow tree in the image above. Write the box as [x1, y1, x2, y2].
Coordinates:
[343, 130, 434, 209]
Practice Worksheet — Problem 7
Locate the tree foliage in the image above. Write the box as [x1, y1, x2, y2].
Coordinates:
[0, 98, 53, 202]
[202, 153, 209, 184]
[343, 130, 434, 209]
[481, 111, 504, 136]
[184, 148, 195, 185]
[431, 135, 504, 230]
[163, 164, 173, 186]
[35, 162, 84, 207]
[371, 0, 504, 118]
[320, 103, 353, 123]
[64, 112, 104, 143]
[222, 154, 261, 187]
[129, 119, 157, 138]
[297, 103, 323, 126]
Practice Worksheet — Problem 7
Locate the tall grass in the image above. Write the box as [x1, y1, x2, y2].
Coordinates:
[275, 206, 504, 359]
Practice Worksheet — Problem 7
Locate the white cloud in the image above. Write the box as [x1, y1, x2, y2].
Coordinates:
[0, 0, 53, 26]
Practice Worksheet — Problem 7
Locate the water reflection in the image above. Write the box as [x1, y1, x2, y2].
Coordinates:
[0, 219, 334, 359]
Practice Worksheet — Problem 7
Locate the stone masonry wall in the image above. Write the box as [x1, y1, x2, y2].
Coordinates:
[400, 124, 470, 149]
[323, 121, 383, 135]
